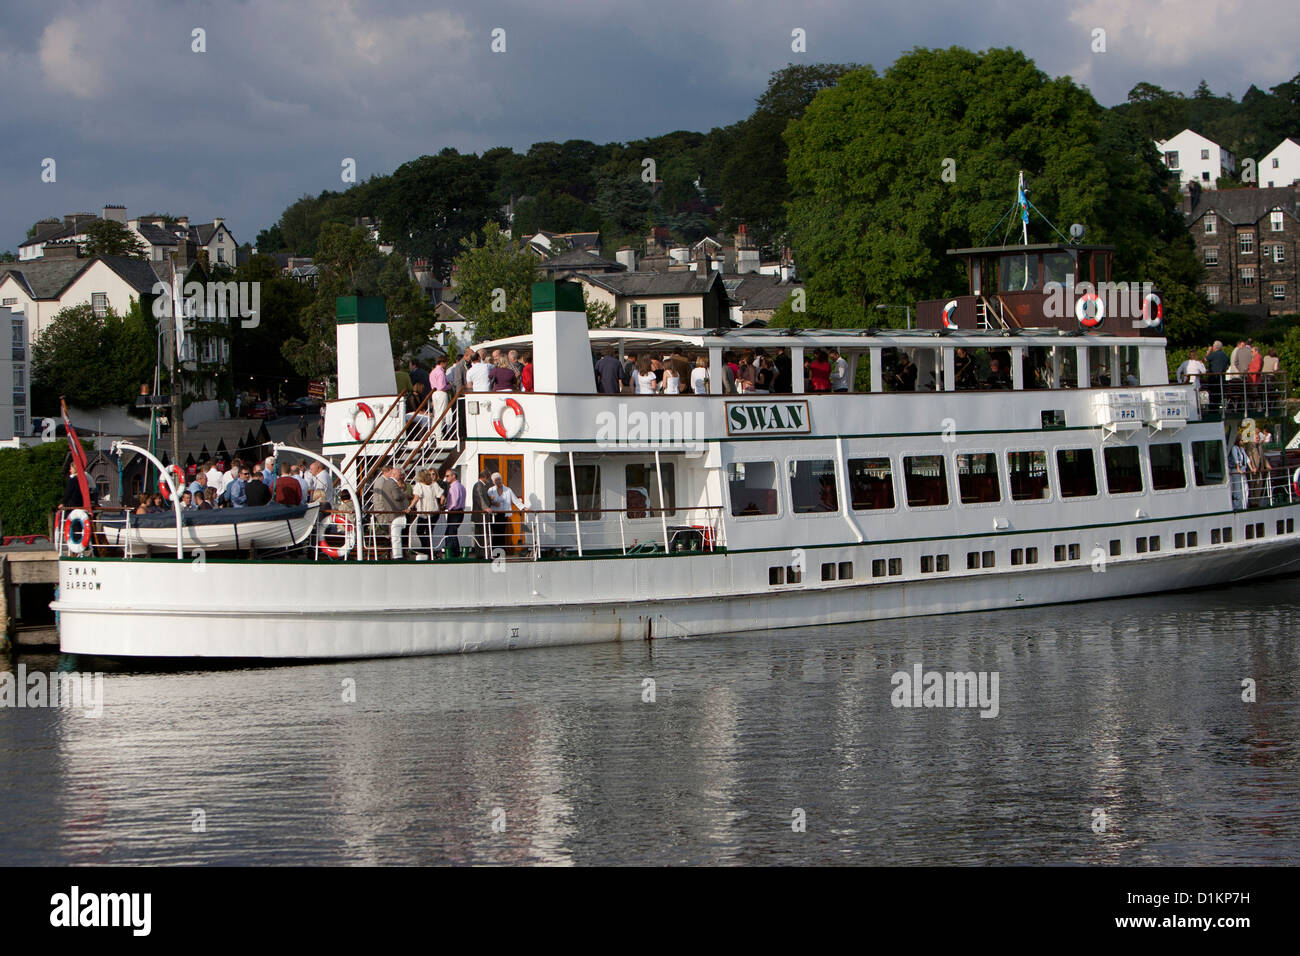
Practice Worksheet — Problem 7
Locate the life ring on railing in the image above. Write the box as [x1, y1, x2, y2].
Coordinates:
[319, 513, 355, 559]
[64, 508, 92, 555]
[346, 402, 376, 441]
[1076, 291, 1105, 328]
[1141, 292, 1163, 328]
[493, 398, 525, 439]
[941, 300, 959, 330]
[159, 465, 184, 501]
[1292, 467, 1300, 498]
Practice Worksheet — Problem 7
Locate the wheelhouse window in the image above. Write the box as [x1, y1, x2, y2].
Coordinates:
[1007, 450, 1049, 501]
[789, 459, 838, 514]
[1103, 445, 1143, 495]
[955, 452, 1000, 504]
[1149, 443, 1186, 491]
[728, 461, 778, 516]
[902, 455, 948, 508]
[847, 457, 895, 510]
[999, 254, 1038, 292]
[625, 463, 675, 518]
[1056, 448, 1098, 498]
[554, 464, 602, 521]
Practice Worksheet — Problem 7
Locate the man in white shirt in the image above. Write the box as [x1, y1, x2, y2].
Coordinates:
[305, 461, 333, 506]
[829, 349, 849, 392]
[1177, 350, 1207, 385]
[466, 352, 493, 392]
[218, 458, 242, 499]
[487, 472, 525, 555]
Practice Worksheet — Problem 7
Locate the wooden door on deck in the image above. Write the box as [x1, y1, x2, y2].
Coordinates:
[478, 454, 524, 550]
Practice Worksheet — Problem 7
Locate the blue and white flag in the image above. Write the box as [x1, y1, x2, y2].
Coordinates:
[1018, 187, 1030, 225]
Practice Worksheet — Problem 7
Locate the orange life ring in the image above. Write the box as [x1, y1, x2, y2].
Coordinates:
[1076, 291, 1105, 329]
[941, 300, 959, 330]
[159, 465, 185, 501]
[1141, 292, 1163, 328]
[319, 513, 355, 559]
[493, 398, 524, 439]
[346, 402, 376, 441]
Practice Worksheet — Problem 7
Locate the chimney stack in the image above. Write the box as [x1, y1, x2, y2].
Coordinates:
[102, 204, 127, 223]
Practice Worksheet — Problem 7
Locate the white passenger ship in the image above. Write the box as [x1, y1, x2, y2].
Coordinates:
[53, 243, 1300, 660]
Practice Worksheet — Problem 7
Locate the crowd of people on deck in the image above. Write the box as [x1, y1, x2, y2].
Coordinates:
[1178, 339, 1281, 386]
[591, 346, 866, 395]
[120, 455, 336, 515]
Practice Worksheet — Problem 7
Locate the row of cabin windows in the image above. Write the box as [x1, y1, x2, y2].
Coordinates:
[727, 440, 1226, 517]
[771, 518, 1298, 585]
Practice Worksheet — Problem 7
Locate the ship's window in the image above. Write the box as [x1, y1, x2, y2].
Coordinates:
[1136, 537, 1148, 553]
[1246, 524, 1255, 540]
[1288, 519, 1295, 533]
[903, 455, 948, 508]
[1068, 543, 1080, 560]
[1041, 410, 1066, 429]
[1222, 527, 1232, 543]
[838, 561, 853, 580]
[789, 458, 838, 514]
[1000, 253, 1039, 292]
[822, 562, 836, 581]
[1043, 252, 1073, 286]
[967, 551, 981, 570]
[787, 565, 803, 583]
[936, 555, 949, 572]
[1103, 445, 1143, 495]
[554, 465, 602, 521]
[1148, 535, 1160, 552]
[1007, 450, 1050, 500]
[1025, 547, 1038, 564]
[1211, 528, 1221, 544]
[888, 558, 902, 576]
[1011, 548, 1024, 565]
[982, 550, 995, 568]
[921, 555, 934, 573]
[728, 461, 778, 516]
[1110, 539, 1121, 556]
[872, 559, 886, 577]
[1149, 443, 1186, 491]
[1191, 440, 1226, 485]
[956, 452, 1001, 504]
[1278, 520, 1286, 536]
[1188, 531, 1197, 547]
[1256, 522, 1265, 538]
[1056, 448, 1098, 498]
[769, 567, 785, 585]
[625, 463, 676, 519]
[1175, 532, 1186, 548]
[848, 457, 895, 510]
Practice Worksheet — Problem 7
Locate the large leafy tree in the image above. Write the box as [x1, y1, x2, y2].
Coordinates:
[453, 223, 541, 342]
[80, 219, 147, 259]
[377, 148, 499, 282]
[377, 253, 441, 358]
[231, 254, 314, 391]
[782, 47, 1205, 340]
[30, 302, 156, 413]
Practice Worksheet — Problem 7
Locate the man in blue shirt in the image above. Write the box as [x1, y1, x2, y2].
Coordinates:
[228, 467, 249, 507]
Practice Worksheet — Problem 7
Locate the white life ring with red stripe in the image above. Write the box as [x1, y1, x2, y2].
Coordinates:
[64, 508, 92, 555]
[1076, 291, 1105, 328]
[1141, 292, 1163, 328]
[346, 402, 375, 441]
[319, 513, 354, 559]
[159, 465, 184, 501]
[941, 300, 959, 330]
[493, 398, 524, 439]
[1292, 467, 1300, 498]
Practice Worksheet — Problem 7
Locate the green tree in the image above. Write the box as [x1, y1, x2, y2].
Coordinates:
[30, 302, 156, 414]
[378, 253, 441, 358]
[80, 219, 147, 259]
[0, 440, 70, 535]
[232, 255, 314, 391]
[453, 223, 540, 342]
[783, 47, 1201, 329]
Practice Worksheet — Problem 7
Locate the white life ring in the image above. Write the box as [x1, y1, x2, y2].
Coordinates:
[65, 508, 92, 555]
[346, 402, 375, 441]
[1141, 292, 1163, 328]
[941, 300, 959, 330]
[319, 513, 354, 559]
[1292, 467, 1300, 499]
[159, 464, 184, 501]
[493, 398, 524, 439]
[1076, 291, 1105, 328]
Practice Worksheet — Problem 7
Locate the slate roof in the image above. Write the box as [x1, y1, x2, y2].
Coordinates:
[0, 256, 167, 299]
[579, 270, 720, 297]
[136, 223, 178, 247]
[1187, 185, 1300, 225]
[725, 274, 802, 313]
[538, 248, 625, 273]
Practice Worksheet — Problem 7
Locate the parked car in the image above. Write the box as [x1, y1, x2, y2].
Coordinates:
[246, 401, 277, 420]
[280, 396, 322, 416]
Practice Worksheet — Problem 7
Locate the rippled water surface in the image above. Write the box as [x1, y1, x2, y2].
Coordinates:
[2, 581, 1298, 865]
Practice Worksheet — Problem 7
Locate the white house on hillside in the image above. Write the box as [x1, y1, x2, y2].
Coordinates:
[1155, 129, 1236, 189]
[1, 305, 30, 440]
[1261, 138, 1300, 188]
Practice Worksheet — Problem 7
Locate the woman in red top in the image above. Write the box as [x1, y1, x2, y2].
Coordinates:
[1247, 347, 1263, 384]
[808, 349, 832, 392]
[521, 355, 534, 392]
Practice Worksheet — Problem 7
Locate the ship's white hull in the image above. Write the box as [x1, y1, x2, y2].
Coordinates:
[55, 528, 1300, 659]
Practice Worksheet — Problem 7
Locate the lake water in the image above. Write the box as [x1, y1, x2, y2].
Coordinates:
[2, 581, 1298, 865]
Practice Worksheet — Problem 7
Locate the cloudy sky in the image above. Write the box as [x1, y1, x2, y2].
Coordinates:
[2, 0, 1296, 252]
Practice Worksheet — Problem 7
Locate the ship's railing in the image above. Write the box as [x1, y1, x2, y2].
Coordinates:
[355, 389, 463, 515]
[1231, 469, 1298, 510]
[1197, 372, 1288, 420]
[348, 506, 726, 561]
[54, 505, 140, 559]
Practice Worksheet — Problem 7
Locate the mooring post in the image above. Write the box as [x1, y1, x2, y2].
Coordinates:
[0, 555, 11, 655]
